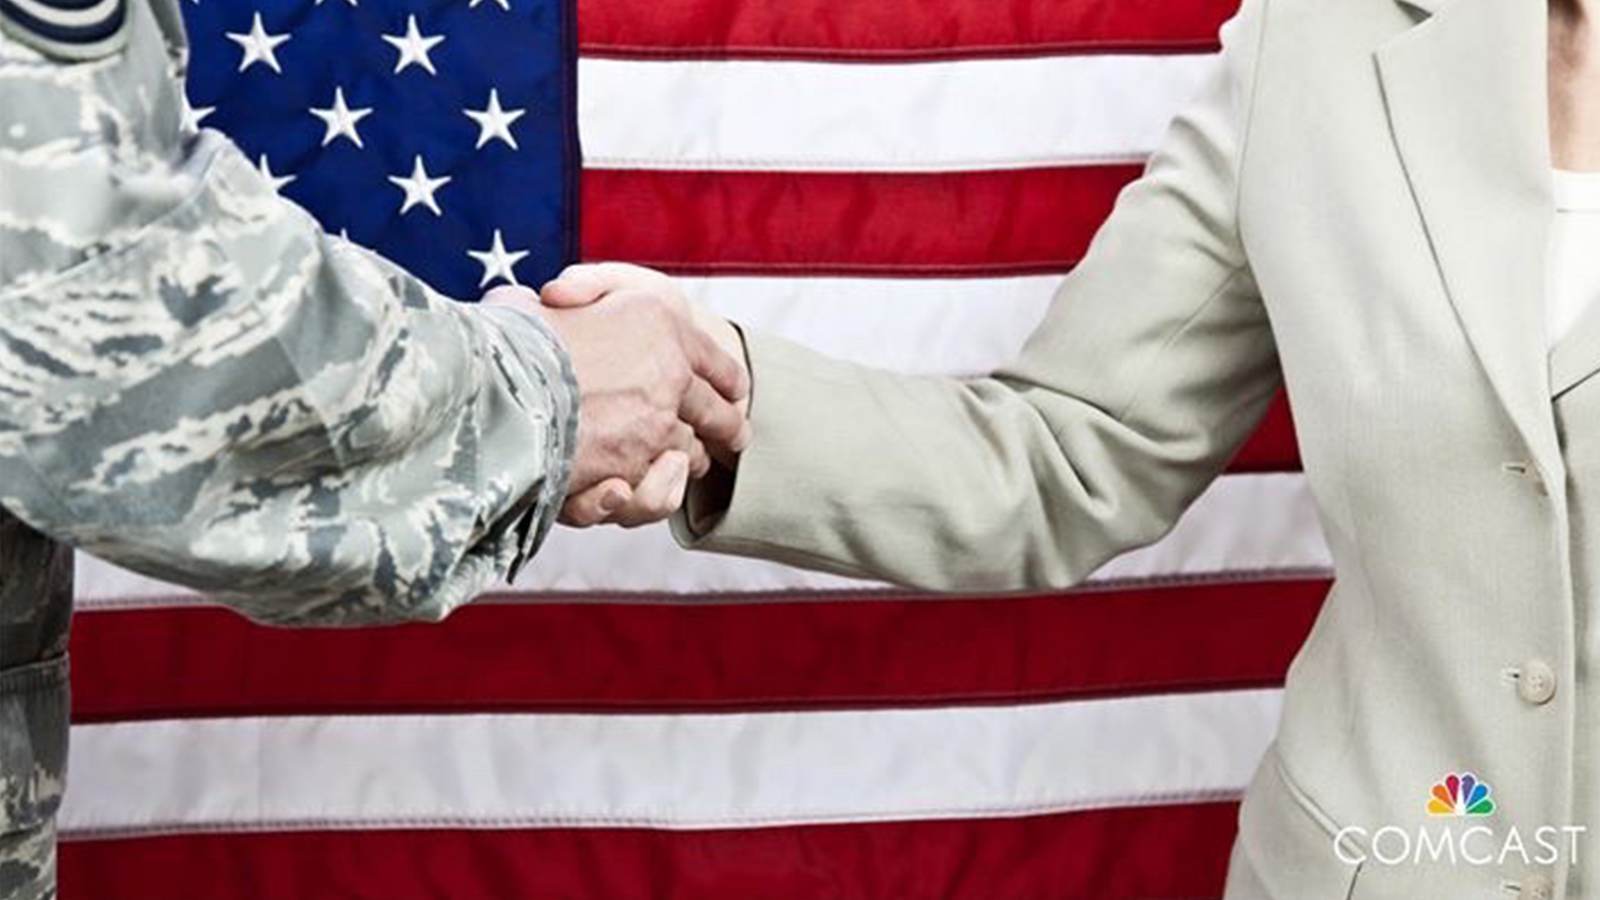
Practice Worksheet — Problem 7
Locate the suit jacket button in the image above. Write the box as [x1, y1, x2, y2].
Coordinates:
[1520, 873, 1555, 900]
[1518, 660, 1557, 705]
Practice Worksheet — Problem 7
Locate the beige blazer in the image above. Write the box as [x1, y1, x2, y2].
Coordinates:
[675, 0, 1597, 895]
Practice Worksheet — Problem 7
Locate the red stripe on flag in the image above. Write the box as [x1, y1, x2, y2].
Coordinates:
[1229, 391, 1298, 473]
[70, 580, 1327, 723]
[60, 801, 1242, 900]
[580, 166, 1140, 278]
[577, 0, 1239, 62]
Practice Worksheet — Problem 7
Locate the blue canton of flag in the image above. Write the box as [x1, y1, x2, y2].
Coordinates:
[179, 0, 578, 301]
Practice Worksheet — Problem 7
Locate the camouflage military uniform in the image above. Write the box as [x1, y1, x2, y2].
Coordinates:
[0, 1, 580, 895]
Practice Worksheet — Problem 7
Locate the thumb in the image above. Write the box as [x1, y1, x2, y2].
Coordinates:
[539, 266, 608, 308]
[558, 477, 633, 527]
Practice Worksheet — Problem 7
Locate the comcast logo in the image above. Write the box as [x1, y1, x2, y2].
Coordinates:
[1334, 769, 1585, 866]
[1427, 772, 1495, 817]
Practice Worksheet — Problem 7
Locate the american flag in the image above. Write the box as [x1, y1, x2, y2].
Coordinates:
[56, 0, 1328, 897]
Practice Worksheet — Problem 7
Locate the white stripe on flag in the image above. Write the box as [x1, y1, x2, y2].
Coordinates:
[578, 55, 1220, 171]
[687, 275, 1059, 376]
[59, 688, 1280, 837]
[73, 472, 1327, 607]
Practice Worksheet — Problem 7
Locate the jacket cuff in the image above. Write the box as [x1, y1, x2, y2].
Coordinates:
[668, 328, 857, 576]
[475, 303, 581, 581]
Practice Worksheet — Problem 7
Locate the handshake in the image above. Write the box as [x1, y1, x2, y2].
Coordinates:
[487, 262, 749, 529]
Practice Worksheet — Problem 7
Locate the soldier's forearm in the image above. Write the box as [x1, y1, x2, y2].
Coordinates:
[0, 142, 580, 625]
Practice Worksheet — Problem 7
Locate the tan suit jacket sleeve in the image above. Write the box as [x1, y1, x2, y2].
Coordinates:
[673, 0, 1280, 592]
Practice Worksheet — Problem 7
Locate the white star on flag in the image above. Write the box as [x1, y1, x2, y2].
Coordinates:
[226, 13, 290, 74]
[181, 99, 214, 133]
[383, 15, 445, 76]
[469, 0, 512, 9]
[463, 89, 525, 150]
[310, 87, 373, 148]
[388, 155, 451, 216]
[256, 155, 295, 192]
[467, 229, 530, 286]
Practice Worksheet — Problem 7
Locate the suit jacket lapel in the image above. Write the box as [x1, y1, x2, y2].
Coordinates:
[1375, 0, 1560, 475]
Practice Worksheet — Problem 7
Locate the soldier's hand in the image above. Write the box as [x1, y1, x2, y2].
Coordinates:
[482, 283, 750, 527]
[537, 263, 752, 527]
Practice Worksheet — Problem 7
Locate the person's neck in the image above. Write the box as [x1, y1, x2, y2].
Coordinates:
[1551, 0, 1600, 170]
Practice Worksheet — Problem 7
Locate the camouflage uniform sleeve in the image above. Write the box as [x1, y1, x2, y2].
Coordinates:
[0, 42, 579, 626]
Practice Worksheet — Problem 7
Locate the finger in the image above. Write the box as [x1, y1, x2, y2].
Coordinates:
[669, 420, 712, 480]
[679, 378, 749, 455]
[558, 478, 632, 528]
[688, 437, 711, 479]
[613, 451, 690, 528]
[539, 266, 608, 308]
[541, 262, 678, 309]
[710, 419, 751, 470]
[678, 318, 751, 404]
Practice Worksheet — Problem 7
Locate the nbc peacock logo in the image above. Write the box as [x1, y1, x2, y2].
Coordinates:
[1426, 772, 1496, 817]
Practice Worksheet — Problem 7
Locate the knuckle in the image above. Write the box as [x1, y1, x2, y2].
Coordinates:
[658, 362, 692, 397]
[648, 412, 677, 446]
